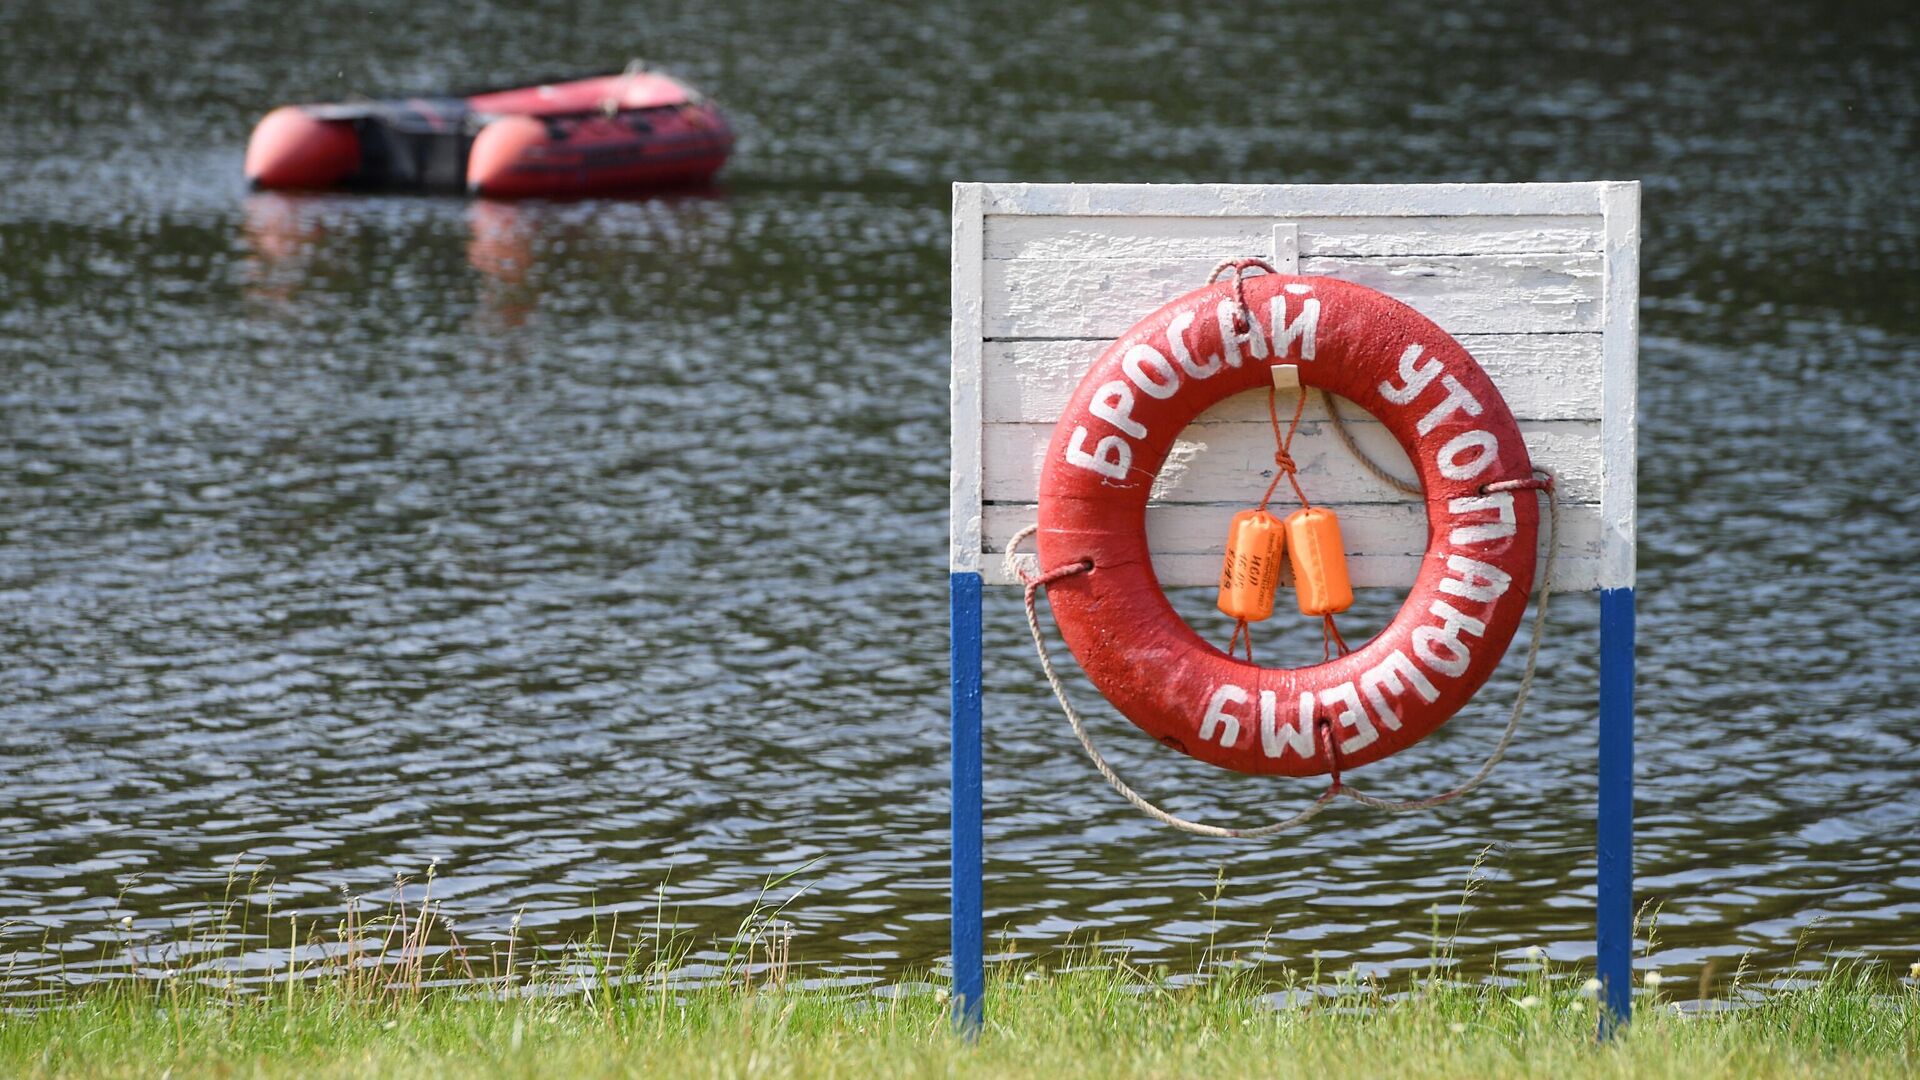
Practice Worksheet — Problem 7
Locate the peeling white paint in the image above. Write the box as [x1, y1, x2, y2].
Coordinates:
[952, 182, 1639, 592]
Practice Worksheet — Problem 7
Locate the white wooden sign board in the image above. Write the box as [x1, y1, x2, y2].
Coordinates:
[945, 181, 1641, 1033]
[949, 181, 1639, 594]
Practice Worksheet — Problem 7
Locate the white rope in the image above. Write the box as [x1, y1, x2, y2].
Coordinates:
[1315, 390, 1556, 807]
[1009, 469, 1558, 836]
[1338, 469, 1557, 810]
[1007, 527, 1337, 839]
[1322, 391, 1422, 497]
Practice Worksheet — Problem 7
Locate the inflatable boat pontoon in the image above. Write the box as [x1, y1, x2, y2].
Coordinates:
[245, 68, 733, 198]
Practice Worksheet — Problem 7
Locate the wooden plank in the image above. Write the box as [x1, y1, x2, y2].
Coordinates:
[980, 335, 1603, 424]
[982, 501, 1602, 558]
[1304, 215, 1604, 258]
[1599, 182, 1641, 591]
[978, 182, 1612, 219]
[983, 253, 1603, 338]
[984, 214, 1604, 260]
[981, 419, 1602, 505]
[989, 551, 1601, 591]
[949, 184, 985, 573]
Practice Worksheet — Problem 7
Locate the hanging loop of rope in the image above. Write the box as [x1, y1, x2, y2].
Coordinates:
[1338, 467, 1559, 812]
[1322, 390, 1422, 497]
[1208, 257, 1277, 335]
[1006, 527, 1340, 838]
[1315, 715, 1344, 796]
[1006, 466, 1558, 836]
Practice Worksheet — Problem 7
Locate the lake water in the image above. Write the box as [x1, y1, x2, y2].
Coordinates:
[1, 0, 1916, 996]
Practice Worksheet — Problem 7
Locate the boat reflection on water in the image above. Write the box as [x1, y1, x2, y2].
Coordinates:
[240, 192, 332, 308]
[242, 187, 729, 329]
[467, 199, 537, 328]
[240, 192, 551, 327]
[466, 187, 728, 329]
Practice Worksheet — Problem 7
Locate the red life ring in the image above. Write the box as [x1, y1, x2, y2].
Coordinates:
[1036, 273, 1539, 777]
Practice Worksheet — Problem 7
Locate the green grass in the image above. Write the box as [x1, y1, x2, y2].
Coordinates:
[1, 956, 1914, 1078]
[3, 862, 1914, 1077]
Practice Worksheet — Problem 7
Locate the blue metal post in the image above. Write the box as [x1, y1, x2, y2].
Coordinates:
[950, 571, 985, 1032]
[1596, 586, 1636, 1035]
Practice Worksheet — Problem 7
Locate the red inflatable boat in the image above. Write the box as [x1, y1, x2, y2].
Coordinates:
[245, 68, 733, 198]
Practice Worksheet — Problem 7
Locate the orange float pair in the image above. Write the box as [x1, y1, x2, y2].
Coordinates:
[1216, 506, 1354, 622]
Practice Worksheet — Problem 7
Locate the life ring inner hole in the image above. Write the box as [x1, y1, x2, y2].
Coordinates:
[1143, 381, 1422, 668]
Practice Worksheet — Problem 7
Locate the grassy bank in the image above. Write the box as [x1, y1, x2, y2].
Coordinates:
[4, 864, 1913, 1077]
[2, 958, 1914, 1079]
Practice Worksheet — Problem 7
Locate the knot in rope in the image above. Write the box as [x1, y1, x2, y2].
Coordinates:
[1258, 377, 1312, 513]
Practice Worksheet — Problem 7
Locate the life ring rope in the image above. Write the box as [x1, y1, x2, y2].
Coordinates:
[1324, 389, 1423, 498]
[1006, 468, 1558, 838]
